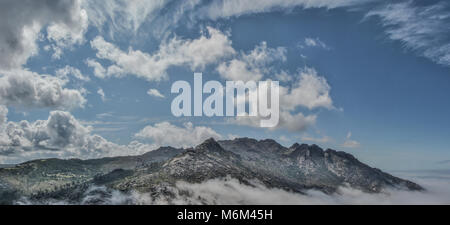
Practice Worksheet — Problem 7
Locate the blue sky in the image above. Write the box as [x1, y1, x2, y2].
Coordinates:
[0, 0, 449, 171]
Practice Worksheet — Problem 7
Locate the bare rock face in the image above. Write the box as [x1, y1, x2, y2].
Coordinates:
[218, 138, 422, 193]
[0, 138, 423, 204]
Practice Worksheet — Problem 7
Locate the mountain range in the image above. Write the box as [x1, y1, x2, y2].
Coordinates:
[0, 138, 423, 205]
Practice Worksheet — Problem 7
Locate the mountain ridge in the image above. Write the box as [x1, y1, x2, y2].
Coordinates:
[0, 137, 423, 204]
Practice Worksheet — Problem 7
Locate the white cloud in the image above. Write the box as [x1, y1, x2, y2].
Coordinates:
[0, 0, 88, 69]
[230, 111, 316, 132]
[217, 42, 331, 133]
[227, 134, 241, 140]
[83, 0, 171, 34]
[279, 135, 291, 143]
[342, 140, 360, 148]
[0, 110, 106, 161]
[55, 66, 90, 82]
[0, 1, 89, 112]
[341, 132, 361, 148]
[83, 0, 205, 39]
[217, 42, 286, 82]
[275, 70, 293, 82]
[346, 132, 352, 139]
[16, 173, 450, 205]
[90, 27, 235, 82]
[97, 88, 106, 102]
[0, 108, 154, 164]
[277, 111, 317, 132]
[170, 175, 450, 205]
[280, 67, 334, 110]
[46, 1, 89, 59]
[301, 134, 332, 143]
[228, 67, 333, 132]
[201, 0, 376, 20]
[366, 1, 450, 67]
[0, 69, 86, 110]
[135, 122, 222, 148]
[218, 59, 263, 82]
[0, 105, 7, 127]
[95, 113, 114, 119]
[147, 89, 165, 98]
[301, 37, 330, 50]
[85, 59, 107, 79]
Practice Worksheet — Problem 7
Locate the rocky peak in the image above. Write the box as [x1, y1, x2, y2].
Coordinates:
[259, 139, 286, 151]
[196, 138, 221, 150]
[260, 139, 279, 145]
[324, 149, 357, 161]
[226, 137, 259, 147]
[289, 143, 309, 150]
[194, 138, 231, 156]
[219, 137, 287, 155]
[289, 143, 324, 158]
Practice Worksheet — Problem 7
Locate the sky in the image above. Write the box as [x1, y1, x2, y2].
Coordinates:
[0, 0, 449, 171]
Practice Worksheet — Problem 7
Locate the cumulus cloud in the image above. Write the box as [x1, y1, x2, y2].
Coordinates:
[274, 71, 293, 82]
[217, 42, 287, 82]
[85, 59, 107, 79]
[0, 108, 154, 164]
[217, 41, 334, 113]
[46, 1, 89, 59]
[200, 0, 376, 20]
[0, 109, 107, 162]
[271, 111, 317, 132]
[0, 105, 8, 127]
[135, 122, 222, 148]
[280, 67, 334, 110]
[0, 1, 89, 111]
[89, 27, 235, 82]
[216, 38, 334, 133]
[230, 67, 333, 132]
[0, 69, 86, 110]
[147, 89, 165, 98]
[0, 0, 88, 69]
[55, 66, 90, 82]
[366, 0, 450, 67]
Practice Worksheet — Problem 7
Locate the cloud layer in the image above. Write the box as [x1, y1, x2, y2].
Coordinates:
[17, 173, 450, 205]
[366, 1, 450, 67]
